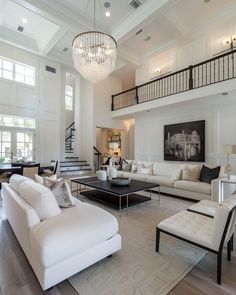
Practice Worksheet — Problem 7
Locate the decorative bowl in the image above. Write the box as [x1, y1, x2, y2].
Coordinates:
[110, 177, 131, 186]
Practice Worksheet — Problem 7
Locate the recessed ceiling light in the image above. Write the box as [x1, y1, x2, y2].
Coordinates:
[22, 18, 27, 24]
[204, 0, 211, 3]
[105, 11, 110, 17]
[63, 47, 68, 52]
[104, 2, 111, 8]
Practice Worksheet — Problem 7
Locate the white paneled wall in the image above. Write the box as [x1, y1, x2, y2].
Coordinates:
[134, 96, 236, 174]
[0, 42, 61, 164]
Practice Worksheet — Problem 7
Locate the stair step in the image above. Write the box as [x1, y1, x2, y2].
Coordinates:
[60, 162, 88, 167]
[59, 170, 92, 176]
[64, 157, 79, 160]
[60, 166, 90, 172]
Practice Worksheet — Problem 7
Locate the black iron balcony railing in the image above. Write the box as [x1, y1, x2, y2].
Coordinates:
[111, 49, 236, 111]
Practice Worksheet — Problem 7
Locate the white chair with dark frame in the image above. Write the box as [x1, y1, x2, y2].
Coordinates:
[156, 194, 236, 284]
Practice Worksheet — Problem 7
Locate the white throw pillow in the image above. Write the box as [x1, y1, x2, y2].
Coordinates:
[170, 169, 182, 182]
[182, 165, 200, 182]
[9, 174, 33, 192]
[137, 166, 153, 175]
[35, 173, 57, 185]
[19, 180, 61, 220]
[131, 164, 138, 173]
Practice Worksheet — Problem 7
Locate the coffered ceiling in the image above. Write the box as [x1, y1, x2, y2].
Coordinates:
[0, 0, 236, 83]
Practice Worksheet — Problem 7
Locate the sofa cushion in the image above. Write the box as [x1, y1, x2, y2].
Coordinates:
[158, 210, 215, 250]
[147, 175, 174, 187]
[200, 165, 221, 184]
[30, 203, 119, 268]
[137, 166, 153, 175]
[153, 162, 181, 176]
[174, 180, 211, 195]
[19, 180, 61, 220]
[9, 174, 32, 192]
[182, 165, 200, 182]
[170, 169, 182, 182]
[121, 171, 147, 182]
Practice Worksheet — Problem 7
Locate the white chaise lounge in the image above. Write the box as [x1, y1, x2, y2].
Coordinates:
[1, 174, 121, 290]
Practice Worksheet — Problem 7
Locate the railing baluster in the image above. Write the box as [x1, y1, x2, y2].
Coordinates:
[111, 49, 236, 111]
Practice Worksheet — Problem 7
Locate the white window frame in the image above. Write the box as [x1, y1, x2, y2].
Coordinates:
[0, 56, 35, 86]
[65, 85, 73, 111]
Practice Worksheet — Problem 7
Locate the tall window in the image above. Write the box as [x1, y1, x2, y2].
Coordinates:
[0, 131, 11, 163]
[17, 132, 33, 161]
[0, 114, 35, 163]
[65, 85, 73, 111]
[0, 56, 35, 86]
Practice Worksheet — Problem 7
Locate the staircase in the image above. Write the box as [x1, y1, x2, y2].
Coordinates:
[65, 122, 75, 153]
[60, 156, 92, 176]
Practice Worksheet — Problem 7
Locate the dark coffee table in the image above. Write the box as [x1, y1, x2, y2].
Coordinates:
[71, 177, 160, 216]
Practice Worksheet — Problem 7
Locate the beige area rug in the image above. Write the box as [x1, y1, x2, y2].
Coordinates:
[69, 194, 206, 295]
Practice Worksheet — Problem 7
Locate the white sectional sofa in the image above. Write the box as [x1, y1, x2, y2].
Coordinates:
[118, 161, 225, 201]
[1, 174, 121, 290]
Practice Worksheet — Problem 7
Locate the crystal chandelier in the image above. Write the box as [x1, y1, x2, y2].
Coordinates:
[72, 0, 117, 83]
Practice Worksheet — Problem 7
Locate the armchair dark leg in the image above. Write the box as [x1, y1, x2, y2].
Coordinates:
[227, 239, 232, 261]
[231, 234, 234, 251]
[217, 251, 222, 285]
[156, 228, 160, 252]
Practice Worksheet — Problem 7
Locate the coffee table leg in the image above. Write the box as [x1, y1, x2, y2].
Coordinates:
[126, 194, 129, 216]
[119, 196, 122, 218]
[159, 186, 160, 204]
[77, 183, 78, 198]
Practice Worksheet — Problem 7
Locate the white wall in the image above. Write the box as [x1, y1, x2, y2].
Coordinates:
[0, 41, 61, 164]
[94, 75, 131, 160]
[134, 95, 236, 173]
[135, 33, 230, 85]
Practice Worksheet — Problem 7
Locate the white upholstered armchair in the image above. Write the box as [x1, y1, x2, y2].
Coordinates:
[156, 194, 236, 284]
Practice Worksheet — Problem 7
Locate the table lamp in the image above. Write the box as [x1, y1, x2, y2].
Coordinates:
[224, 144, 236, 180]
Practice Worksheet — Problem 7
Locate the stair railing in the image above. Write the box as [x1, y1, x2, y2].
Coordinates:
[93, 146, 102, 171]
[65, 122, 75, 152]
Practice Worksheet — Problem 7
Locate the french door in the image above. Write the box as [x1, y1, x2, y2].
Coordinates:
[0, 128, 35, 163]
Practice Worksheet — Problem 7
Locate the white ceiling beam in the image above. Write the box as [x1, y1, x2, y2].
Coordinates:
[40, 27, 67, 55]
[0, 0, 5, 26]
[112, 0, 173, 45]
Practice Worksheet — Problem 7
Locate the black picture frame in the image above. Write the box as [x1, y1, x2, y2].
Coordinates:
[164, 120, 205, 162]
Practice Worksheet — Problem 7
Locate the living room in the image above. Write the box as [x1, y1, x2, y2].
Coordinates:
[0, 0, 236, 294]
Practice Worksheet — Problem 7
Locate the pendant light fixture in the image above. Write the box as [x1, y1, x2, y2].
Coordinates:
[72, 0, 117, 83]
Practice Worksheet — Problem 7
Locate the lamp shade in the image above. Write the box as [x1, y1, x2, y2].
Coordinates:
[109, 142, 119, 149]
[224, 144, 236, 154]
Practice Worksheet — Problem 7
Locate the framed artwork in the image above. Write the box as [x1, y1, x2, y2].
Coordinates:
[164, 120, 205, 162]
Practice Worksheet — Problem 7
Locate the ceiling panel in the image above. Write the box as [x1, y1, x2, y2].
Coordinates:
[0, 0, 59, 51]
[52, 0, 147, 30]
[122, 18, 175, 56]
[168, 0, 236, 33]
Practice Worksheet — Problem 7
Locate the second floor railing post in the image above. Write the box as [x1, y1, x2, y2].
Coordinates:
[189, 65, 193, 90]
[135, 86, 139, 104]
[111, 95, 114, 111]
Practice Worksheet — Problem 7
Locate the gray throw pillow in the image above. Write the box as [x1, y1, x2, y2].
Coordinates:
[44, 179, 73, 208]
[122, 162, 132, 172]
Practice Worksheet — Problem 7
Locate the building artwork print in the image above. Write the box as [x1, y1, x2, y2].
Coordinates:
[164, 120, 205, 162]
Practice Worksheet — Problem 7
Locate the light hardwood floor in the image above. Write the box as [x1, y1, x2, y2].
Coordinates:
[0, 199, 235, 295]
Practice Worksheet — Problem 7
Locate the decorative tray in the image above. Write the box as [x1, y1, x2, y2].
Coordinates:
[110, 177, 131, 186]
